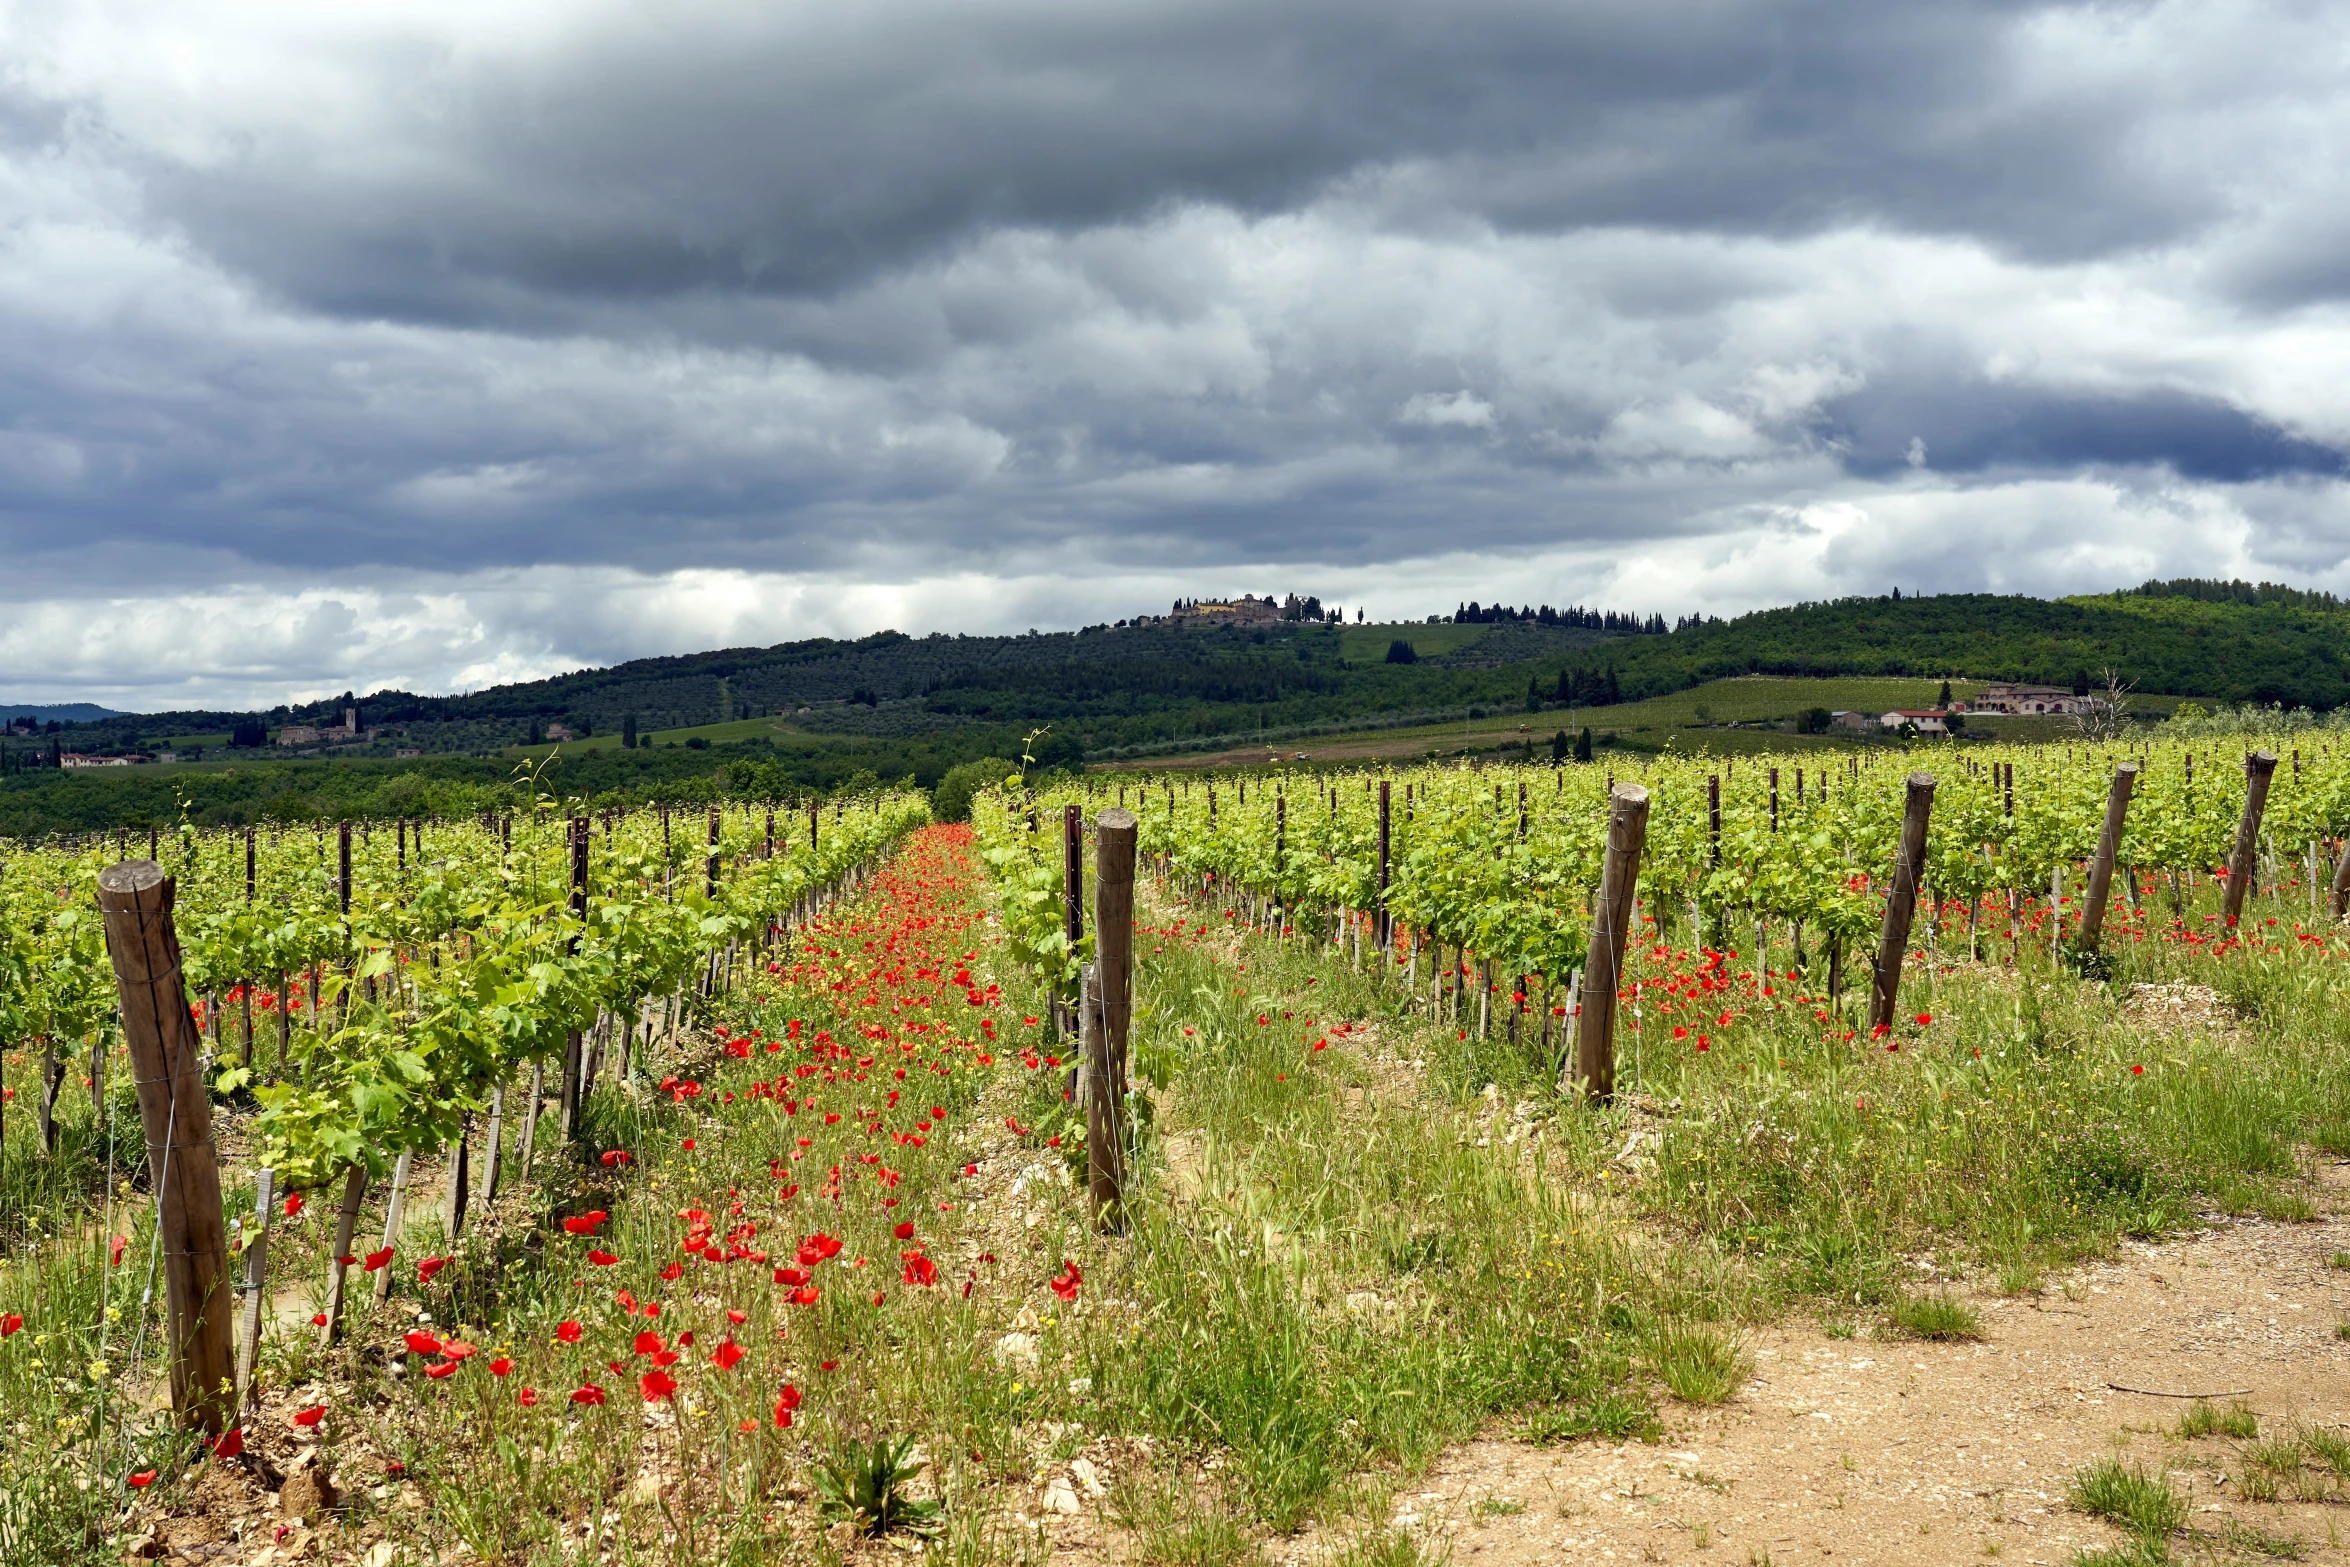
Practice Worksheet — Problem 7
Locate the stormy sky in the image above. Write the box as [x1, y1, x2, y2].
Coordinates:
[3, 0, 2349, 709]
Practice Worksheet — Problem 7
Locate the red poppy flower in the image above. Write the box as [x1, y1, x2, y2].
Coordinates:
[561, 1212, 608, 1236]
[404, 1330, 443, 1356]
[488, 1358, 513, 1378]
[362, 1246, 394, 1272]
[127, 1470, 156, 1489]
[790, 1286, 820, 1306]
[1049, 1260, 1082, 1302]
[639, 1370, 677, 1401]
[425, 1360, 459, 1379]
[586, 1250, 619, 1267]
[291, 1406, 325, 1428]
[110, 1236, 127, 1267]
[417, 1256, 449, 1284]
[2131, 1064, 2145, 1075]
[518, 1387, 541, 1407]
[283, 1192, 304, 1218]
[633, 1329, 664, 1357]
[0, 1313, 21, 1337]
[893, 1221, 915, 1241]
[556, 1321, 584, 1343]
[725, 1309, 747, 1325]
[659, 1262, 683, 1281]
[711, 1340, 744, 1371]
[210, 1428, 244, 1459]
[902, 1254, 939, 1287]
[570, 1384, 607, 1406]
[310, 1313, 328, 1328]
[439, 1340, 476, 1361]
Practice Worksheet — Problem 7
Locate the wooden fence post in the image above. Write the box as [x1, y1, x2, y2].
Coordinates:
[1060, 804, 1083, 1037]
[2224, 751, 2278, 927]
[2330, 833, 2350, 922]
[370, 1151, 411, 1307]
[481, 1085, 507, 1205]
[1867, 773, 1937, 1033]
[1089, 807, 1138, 1226]
[237, 1167, 273, 1416]
[318, 1163, 368, 1343]
[97, 859, 235, 1434]
[2076, 762, 2139, 953]
[1376, 780, 1392, 959]
[1572, 784, 1649, 1104]
[561, 816, 589, 1140]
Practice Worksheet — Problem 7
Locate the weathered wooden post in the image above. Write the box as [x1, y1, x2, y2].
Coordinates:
[560, 815, 590, 1139]
[1867, 773, 1937, 1033]
[1572, 784, 1649, 1104]
[1060, 804, 1083, 1036]
[705, 806, 721, 899]
[97, 859, 236, 1433]
[317, 1165, 366, 1334]
[1088, 807, 1138, 1226]
[237, 1167, 273, 1415]
[2223, 751, 2278, 926]
[1376, 779, 1392, 959]
[2076, 763, 2139, 953]
[368, 1152, 409, 1308]
[2329, 833, 2350, 922]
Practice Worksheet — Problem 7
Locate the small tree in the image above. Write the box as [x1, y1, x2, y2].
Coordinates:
[1385, 640, 1418, 665]
[1573, 727, 1594, 763]
[2072, 670, 2135, 740]
[1550, 729, 1571, 763]
[622, 714, 638, 749]
[1936, 679, 1952, 708]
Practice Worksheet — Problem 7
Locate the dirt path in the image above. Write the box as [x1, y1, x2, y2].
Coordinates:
[1257, 1191, 2350, 1567]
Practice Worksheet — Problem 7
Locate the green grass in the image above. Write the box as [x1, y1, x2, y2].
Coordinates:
[1650, 1326, 1749, 1405]
[1337, 622, 1493, 664]
[507, 712, 802, 759]
[1888, 1294, 1985, 1342]
[2069, 1458, 2185, 1539]
[1521, 1390, 1663, 1445]
[2177, 1401, 2259, 1440]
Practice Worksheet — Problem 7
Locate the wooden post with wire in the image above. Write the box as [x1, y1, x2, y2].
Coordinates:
[98, 858, 235, 1434]
[1572, 784, 1649, 1104]
[2224, 751, 2278, 927]
[2076, 762, 2139, 953]
[1087, 807, 1137, 1226]
[1867, 773, 1937, 1033]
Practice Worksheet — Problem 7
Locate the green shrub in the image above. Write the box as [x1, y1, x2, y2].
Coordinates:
[929, 757, 1014, 823]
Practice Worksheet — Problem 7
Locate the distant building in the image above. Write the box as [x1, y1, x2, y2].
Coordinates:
[395, 748, 421, 759]
[545, 722, 574, 741]
[1965, 683, 2084, 716]
[277, 725, 322, 746]
[1830, 710, 1872, 731]
[1881, 710, 1951, 734]
[59, 752, 131, 767]
[1167, 593, 1287, 628]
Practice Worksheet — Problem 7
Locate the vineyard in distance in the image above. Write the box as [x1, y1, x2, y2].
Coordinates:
[15, 579, 2350, 1566]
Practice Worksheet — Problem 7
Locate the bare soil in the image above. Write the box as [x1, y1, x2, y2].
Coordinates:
[1260, 1184, 2350, 1567]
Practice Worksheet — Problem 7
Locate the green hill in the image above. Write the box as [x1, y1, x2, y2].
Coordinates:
[2, 578, 2339, 834]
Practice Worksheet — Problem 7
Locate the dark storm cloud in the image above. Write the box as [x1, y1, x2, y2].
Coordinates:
[1824, 381, 2350, 482]
[6, 0, 2350, 706]
[119, 0, 2207, 342]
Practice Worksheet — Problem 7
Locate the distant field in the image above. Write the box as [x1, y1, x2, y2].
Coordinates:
[1103, 674, 2196, 769]
[507, 712, 804, 760]
[1337, 621, 1491, 664]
